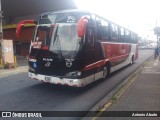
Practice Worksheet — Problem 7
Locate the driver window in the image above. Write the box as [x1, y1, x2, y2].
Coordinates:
[36, 26, 52, 45]
[87, 28, 94, 46]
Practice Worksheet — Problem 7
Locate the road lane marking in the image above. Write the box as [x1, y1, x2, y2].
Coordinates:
[0, 68, 28, 78]
[92, 57, 152, 120]
[142, 72, 160, 74]
[92, 71, 139, 120]
[154, 58, 159, 66]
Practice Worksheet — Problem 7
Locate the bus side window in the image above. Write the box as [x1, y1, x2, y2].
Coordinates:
[111, 24, 118, 42]
[120, 27, 125, 42]
[87, 28, 94, 46]
[95, 17, 110, 41]
[125, 30, 130, 43]
[101, 20, 109, 41]
[96, 20, 102, 40]
[131, 32, 134, 43]
[134, 34, 138, 44]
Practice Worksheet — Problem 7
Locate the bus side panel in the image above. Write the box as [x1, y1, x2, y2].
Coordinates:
[101, 42, 131, 66]
[130, 44, 138, 61]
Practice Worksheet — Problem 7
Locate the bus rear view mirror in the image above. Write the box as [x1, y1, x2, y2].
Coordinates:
[16, 20, 37, 39]
[77, 16, 88, 37]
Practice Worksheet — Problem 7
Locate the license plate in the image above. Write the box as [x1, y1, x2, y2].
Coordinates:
[45, 76, 51, 82]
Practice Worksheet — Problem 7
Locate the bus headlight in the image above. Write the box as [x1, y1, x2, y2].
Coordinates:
[66, 71, 81, 77]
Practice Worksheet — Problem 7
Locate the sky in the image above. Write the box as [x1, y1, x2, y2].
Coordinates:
[74, 0, 160, 40]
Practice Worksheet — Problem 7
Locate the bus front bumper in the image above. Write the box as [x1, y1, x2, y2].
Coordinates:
[28, 72, 86, 87]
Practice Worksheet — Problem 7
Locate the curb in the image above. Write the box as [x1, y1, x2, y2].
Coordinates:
[0, 66, 28, 78]
[92, 69, 141, 120]
[81, 56, 154, 120]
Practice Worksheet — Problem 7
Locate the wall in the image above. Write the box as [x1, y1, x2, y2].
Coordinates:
[3, 26, 35, 56]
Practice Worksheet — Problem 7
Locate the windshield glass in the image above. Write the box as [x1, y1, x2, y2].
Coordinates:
[34, 25, 53, 46]
[50, 23, 81, 59]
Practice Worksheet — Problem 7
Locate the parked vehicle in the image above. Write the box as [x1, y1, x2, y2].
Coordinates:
[16, 9, 138, 87]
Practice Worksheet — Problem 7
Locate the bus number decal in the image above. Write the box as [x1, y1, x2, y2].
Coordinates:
[67, 16, 76, 23]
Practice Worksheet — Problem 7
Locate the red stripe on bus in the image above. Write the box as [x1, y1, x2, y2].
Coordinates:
[82, 60, 105, 71]
[108, 54, 129, 63]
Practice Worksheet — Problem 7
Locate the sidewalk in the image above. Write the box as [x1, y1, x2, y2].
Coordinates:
[92, 57, 160, 119]
[0, 56, 28, 78]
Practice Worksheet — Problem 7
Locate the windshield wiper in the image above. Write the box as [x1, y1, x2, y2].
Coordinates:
[55, 35, 63, 60]
[54, 25, 63, 60]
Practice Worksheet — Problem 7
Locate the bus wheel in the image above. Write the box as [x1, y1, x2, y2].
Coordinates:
[103, 65, 110, 79]
[130, 56, 134, 65]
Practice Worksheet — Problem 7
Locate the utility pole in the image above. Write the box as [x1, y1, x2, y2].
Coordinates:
[154, 19, 160, 48]
[0, 0, 2, 68]
[156, 20, 159, 48]
[0, 0, 2, 40]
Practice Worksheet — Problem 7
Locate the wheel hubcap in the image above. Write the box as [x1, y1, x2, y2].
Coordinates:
[131, 57, 133, 64]
[103, 67, 107, 77]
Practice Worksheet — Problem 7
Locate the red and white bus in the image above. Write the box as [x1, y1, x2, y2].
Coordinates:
[16, 9, 138, 87]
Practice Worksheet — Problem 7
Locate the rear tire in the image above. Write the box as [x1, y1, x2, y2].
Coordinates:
[103, 65, 110, 79]
[130, 56, 134, 65]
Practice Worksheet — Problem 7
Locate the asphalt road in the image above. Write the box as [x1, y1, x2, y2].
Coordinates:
[0, 50, 154, 120]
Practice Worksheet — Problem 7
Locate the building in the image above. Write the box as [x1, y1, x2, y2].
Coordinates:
[2, 0, 77, 56]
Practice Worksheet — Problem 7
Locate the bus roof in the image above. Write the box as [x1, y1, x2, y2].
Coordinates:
[40, 9, 91, 18]
[39, 9, 137, 35]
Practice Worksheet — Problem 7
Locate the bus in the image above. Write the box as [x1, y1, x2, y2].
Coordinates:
[16, 9, 138, 87]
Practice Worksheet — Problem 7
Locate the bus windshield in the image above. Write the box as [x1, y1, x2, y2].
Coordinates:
[33, 11, 89, 59]
[50, 23, 81, 59]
